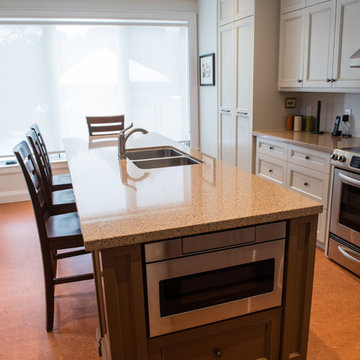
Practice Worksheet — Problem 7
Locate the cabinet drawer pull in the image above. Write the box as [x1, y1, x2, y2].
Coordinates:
[236, 111, 248, 116]
[326, 78, 331, 83]
[298, 79, 303, 83]
[269, 169, 273, 173]
[305, 155, 310, 160]
[214, 349, 222, 358]
[269, 146, 274, 150]
[304, 182, 309, 186]
[331, 78, 336, 82]
[220, 109, 231, 113]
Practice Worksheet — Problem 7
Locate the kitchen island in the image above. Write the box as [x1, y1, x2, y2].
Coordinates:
[64, 133, 322, 360]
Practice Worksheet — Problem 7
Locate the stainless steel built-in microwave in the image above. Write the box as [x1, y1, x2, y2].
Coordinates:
[144, 222, 286, 337]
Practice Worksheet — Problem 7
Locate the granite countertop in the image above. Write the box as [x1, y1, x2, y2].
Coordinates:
[64, 133, 322, 251]
[253, 129, 360, 152]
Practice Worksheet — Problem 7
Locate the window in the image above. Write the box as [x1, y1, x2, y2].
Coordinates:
[0, 22, 190, 156]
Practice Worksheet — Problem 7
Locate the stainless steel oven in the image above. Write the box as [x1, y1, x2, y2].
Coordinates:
[329, 148, 360, 276]
[144, 222, 286, 337]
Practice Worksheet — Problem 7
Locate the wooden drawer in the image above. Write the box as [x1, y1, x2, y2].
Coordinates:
[148, 308, 281, 360]
[288, 163, 330, 206]
[257, 137, 288, 161]
[288, 144, 331, 174]
[256, 154, 287, 187]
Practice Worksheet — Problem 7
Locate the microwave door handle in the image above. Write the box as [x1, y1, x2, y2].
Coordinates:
[338, 172, 360, 186]
[338, 246, 360, 264]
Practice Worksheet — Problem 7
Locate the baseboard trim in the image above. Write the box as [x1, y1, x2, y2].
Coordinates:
[0, 190, 29, 204]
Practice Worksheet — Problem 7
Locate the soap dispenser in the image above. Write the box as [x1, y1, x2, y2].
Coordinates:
[341, 114, 352, 137]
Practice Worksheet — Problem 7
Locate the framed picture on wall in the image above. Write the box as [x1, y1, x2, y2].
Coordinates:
[199, 53, 215, 86]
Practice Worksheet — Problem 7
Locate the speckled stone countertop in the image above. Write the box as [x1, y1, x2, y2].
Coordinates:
[64, 133, 322, 251]
[253, 129, 360, 152]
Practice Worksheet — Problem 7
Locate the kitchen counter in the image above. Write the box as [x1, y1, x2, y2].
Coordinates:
[253, 129, 360, 152]
[64, 133, 322, 251]
[64, 132, 323, 360]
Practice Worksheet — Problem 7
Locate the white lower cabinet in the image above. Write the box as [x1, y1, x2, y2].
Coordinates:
[256, 137, 331, 245]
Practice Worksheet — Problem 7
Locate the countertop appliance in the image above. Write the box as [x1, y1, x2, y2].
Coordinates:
[144, 222, 286, 337]
[329, 147, 360, 276]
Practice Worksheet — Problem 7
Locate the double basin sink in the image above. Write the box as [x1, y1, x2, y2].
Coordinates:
[126, 146, 203, 169]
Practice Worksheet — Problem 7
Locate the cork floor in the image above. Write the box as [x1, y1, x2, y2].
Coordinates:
[1, 201, 359, 359]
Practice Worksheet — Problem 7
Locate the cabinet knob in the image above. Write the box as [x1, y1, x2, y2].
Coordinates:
[305, 155, 310, 160]
[269, 146, 274, 150]
[298, 79, 303, 83]
[327, 78, 331, 82]
[304, 182, 309, 186]
[332, 78, 336, 82]
[214, 349, 222, 358]
[269, 169, 273, 173]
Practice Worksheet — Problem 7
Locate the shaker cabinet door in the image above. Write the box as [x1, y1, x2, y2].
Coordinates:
[281, 0, 306, 14]
[302, 1, 335, 88]
[218, 0, 235, 26]
[278, 10, 306, 88]
[332, 0, 360, 88]
[234, 0, 254, 20]
[220, 113, 236, 166]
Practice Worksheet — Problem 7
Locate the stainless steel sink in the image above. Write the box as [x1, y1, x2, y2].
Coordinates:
[132, 156, 201, 169]
[126, 147, 183, 160]
[126, 146, 202, 169]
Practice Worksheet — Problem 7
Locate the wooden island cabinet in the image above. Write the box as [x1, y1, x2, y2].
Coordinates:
[64, 133, 322, 360]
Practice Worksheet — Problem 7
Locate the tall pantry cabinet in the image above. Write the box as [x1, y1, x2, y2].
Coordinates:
[218, 0, 285, 172]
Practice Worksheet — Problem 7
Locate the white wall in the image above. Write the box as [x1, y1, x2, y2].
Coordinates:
[283, 92, 360, 137]
[197, 0, 218, 158]
[0, 0, 197, 13]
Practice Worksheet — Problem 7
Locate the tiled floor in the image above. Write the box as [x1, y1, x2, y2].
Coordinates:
[1, 201, 359, 359]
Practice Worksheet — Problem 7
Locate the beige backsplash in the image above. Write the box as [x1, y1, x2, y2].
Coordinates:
[281, 92, 360, 137]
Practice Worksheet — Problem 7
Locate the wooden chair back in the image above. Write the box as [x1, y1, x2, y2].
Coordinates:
[30, 123, 53, 181]
[86, 115, 125, 136]
[26, 129, 53, 208]
[13, 141, 48, 240]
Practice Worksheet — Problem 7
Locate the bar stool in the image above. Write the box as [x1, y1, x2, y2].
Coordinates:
[26, 129, 76, 215]
[86, 115, 125, 136]
[13, 141, 93, 332]
[30, 123, 72, 191]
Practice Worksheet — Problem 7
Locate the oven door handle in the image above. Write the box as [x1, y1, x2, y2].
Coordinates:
[338, 246, 360, 264]
[338, 172, 360, 186]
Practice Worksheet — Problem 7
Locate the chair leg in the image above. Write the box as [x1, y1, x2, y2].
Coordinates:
[43, 251, 55, 332]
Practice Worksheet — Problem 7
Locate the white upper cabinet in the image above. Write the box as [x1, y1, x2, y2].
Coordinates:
[218, 23, 234, 112]
[332, 0, 360, 88]
[234, 18, 253, 115]
[279, 0, 360, 91]
[281, 0, 306, 14]
[218, 0, 235, 26]
[302, 1, 335, 87]
[234, 0, 254, 20]
[278, 9, 305, 88]
[218, 0, 254, 26]
[281, 0, 329, 14]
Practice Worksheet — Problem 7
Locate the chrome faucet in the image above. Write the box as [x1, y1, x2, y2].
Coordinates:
[118, 122, 149, 160]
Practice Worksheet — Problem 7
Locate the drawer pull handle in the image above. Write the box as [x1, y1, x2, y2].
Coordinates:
[305, 155, 310, 160]
[304, 182, 309, 186]
[338, 246, 360, 264]
[214, 349, 222, 358]
[269, 169, 273, 173]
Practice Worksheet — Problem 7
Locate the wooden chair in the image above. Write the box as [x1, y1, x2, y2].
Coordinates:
[30, 123, 72, 191]
[86, 115, 125, 136]
[26, 129, 76, 215]
[13, 141, 93, 332]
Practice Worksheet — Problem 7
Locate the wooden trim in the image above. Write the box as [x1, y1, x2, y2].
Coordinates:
[100, 244, 148, 360]
[281, 215, 318, 360]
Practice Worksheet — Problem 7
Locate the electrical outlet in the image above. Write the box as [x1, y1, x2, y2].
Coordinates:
[306, 106, 312, 116]
[345, 108, 352, 115]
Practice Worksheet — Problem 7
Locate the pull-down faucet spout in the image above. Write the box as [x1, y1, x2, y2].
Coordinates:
[118, 123, 148, 160]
